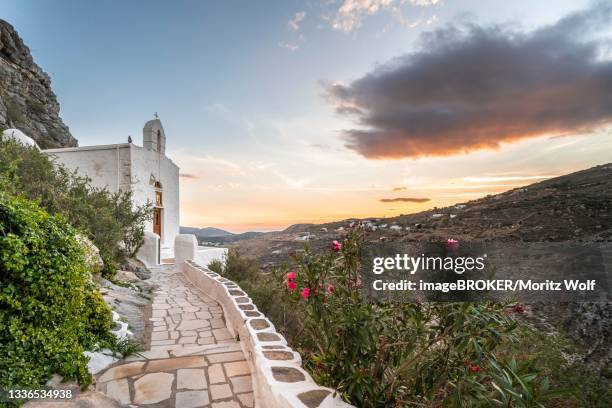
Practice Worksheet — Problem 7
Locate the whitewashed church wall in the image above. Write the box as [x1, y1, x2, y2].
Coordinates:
[159, 153, 180, 248]
[45, 141, 179, 249]
[44, 144, 132, 193]
[129, 145, 180, 247]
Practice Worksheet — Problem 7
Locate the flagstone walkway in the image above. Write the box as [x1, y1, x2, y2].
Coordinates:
[95, 265, 254, 407]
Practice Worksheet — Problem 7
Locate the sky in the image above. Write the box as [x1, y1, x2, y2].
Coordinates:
[2, 0, 612, 232]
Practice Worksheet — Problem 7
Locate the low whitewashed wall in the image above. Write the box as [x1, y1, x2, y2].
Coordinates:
[195, 246, 228, 268]
[180, 258, 353, 408]
[174, 234, 198, 266]
[137, 231, 160, 267]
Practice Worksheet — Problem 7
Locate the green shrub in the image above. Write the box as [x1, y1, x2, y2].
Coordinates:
[494, 326, 612, 407]
[210, 249, 258, 283]
[3, 95, 24, 125]
[207, 258, 224, 274]
[208, 251, 289, 334]
[112, 338, 144, 359]
[271, 232, 556, 407]
[0, 192, 115, 389]
[0, 138, 151, 278]
[27, 99, 46, 114]
[221, 234, 609, 407]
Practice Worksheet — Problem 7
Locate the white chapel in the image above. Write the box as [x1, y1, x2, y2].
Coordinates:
[43, 118, 180, 262]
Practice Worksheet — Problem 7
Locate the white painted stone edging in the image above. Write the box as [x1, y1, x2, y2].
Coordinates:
[181, 259, 354, 408]
[84, 310, 132, 374]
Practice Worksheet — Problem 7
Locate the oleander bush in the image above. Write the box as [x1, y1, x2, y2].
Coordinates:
[0, 192, 115, 390]
[222, 233, 579, 407]
[0, 138, 151, 278]
[277, 232, 558, 406]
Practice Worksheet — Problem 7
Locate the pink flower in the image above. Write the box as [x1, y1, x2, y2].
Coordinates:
[300, 287, 311, 300]
[332, 240, 342, 252]
[349, 276, 363, 288]
[287, 271, 297, 281]
[326, 283, 335, 294]
[446, 238, 459, 250]
[287, 281, 297, 292]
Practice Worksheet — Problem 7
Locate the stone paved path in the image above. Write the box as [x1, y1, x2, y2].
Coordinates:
[96, 265, 254, 408]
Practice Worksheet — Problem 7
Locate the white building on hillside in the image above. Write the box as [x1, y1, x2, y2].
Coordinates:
[44, 118, 180, 259]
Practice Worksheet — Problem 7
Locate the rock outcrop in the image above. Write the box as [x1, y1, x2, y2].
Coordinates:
[0, 19, 77, 148]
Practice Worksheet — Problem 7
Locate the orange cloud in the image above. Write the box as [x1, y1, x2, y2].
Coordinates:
[379, 197, 430, 203]
[326, 3, 612, 159]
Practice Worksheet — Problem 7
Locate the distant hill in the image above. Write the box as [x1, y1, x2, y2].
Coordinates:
[232, 162, 612, 365]
[180, 226, 265, 244]
[234, 162, 612, 264]
[180, 226, 234, 237]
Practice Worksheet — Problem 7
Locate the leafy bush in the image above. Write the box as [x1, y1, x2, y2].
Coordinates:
[207, 258, 224, 274]
[0, 138, 151, 278]
[0, 192, 116, 389]
[272, 232, 557, 407]
[113, 337, 144, 359]
[210, 249, 258, 283]
[208, 230, 610, 407]
[27, 99, 46, 114]
[496, 326, 612, 408]
[2, 94, 24, 125]
[209, 250, 283, 321]
[211, 234, 611, 406]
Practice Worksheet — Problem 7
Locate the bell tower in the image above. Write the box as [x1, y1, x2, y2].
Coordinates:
[142, 115, 166, 155]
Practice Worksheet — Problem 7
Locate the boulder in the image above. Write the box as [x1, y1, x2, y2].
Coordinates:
[115, 270, 139, 283]
[2, 128, 39, 149]
[76, 234, 104, 275]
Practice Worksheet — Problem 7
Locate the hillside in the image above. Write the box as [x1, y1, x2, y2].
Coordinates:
[180, 226, 234, 237]
[233, 162, 612, 365]
[0, 19, 76, 148]
[234, 162, 612, 266]
[180, 225, 264, 244]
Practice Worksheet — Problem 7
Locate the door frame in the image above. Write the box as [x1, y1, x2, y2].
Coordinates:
[153, 206, 162, 238]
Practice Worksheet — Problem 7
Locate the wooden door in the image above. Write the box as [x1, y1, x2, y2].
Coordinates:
[153, 207, 162, 236]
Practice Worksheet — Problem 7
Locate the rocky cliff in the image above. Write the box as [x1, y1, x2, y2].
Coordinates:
[0, 19, 77, 148]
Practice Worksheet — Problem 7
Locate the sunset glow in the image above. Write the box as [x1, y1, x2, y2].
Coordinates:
[5, 0, 611, 232]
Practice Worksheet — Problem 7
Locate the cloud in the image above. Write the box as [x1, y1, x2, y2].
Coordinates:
[253, 161, 275, 170]
[288, 11, 306, 31]
[280, 12, 307, 51]
[325, 3, 612, 159]
[279, 41, 300, 51]
[380, 197, 430, 203]
[180, 173, 199, 180]
[332, 0, 439, 33]
[196, 155, 245, 176]
[272, 169, 311, 188]
[310, 143, 329, 149]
